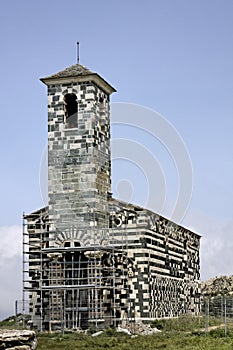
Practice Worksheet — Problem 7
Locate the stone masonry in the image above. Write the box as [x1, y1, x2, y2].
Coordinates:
[23, 63, 201, 331]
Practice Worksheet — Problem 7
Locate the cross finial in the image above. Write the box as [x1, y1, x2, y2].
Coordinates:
[77, 42, 80, 64]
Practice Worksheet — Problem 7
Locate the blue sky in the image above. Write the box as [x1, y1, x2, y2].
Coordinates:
[0, 0, 233, 320]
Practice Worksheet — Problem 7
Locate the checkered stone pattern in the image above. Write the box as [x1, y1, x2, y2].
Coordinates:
[148, 275, 199, 318]
[25, 186, 201, 329]
[101, 252, 135, 325]
[108, 198, 201, 320]
[24, 64, 201, 331]
[47, 80, 111, 247]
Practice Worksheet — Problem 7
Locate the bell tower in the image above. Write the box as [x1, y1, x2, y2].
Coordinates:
[41, 64, 116, 247]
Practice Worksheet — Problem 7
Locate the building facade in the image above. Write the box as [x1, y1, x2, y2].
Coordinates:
[23, 64, 200, 331]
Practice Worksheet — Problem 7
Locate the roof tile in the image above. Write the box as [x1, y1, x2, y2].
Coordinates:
[42, 64, 94, 80]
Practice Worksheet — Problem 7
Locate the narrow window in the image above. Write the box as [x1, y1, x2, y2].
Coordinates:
[99, 96, 106, 131]
[64, 93, 78, 128]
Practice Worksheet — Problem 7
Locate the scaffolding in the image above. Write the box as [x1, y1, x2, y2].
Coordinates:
[22, 206, 133, 332]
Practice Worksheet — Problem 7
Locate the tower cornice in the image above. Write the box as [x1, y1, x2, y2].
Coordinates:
[40, 64, 116, 95]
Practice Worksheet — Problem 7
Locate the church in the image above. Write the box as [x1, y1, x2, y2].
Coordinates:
[23, 63, 201, 331]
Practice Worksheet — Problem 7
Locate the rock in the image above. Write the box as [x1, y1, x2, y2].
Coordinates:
[117, 326, 131, 335]
[91, 331, 103, 337]
[133, 321, 161, 335]
[5, 346, 31, 350]
[0, 330, 37, 350]
[118, 322, 161, 336]
[201, 275, 233, 297]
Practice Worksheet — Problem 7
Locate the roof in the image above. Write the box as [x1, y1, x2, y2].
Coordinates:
[41, 64, 93, 79]
[109, 197, 201, 238]
[24, 206, 48, 219]
[40, 64, 116, 94]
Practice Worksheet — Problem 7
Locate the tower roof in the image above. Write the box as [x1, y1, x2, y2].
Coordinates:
[40, 64, 116, 94]
[41, 64, 93, 79]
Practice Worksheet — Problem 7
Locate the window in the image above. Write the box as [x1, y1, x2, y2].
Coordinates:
[64, 93, 78, 128]
[63, 240, 81, 248]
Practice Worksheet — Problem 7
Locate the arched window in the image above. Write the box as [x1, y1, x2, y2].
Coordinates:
[63, 240, 81, 248]
[64, 93, 78, 128]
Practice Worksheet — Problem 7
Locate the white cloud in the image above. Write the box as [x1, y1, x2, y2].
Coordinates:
[0, 225, 22, 320]
[200, 220, 233, 280]
[0, 225, 22, 260]
[183, 210, 233, 281]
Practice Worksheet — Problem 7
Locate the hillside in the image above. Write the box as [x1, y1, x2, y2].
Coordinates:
[201, 275, 233, 297]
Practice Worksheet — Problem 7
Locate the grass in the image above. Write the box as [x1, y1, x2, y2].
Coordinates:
[36, 316, 233, 350]
[0, 314, 30, 330]
[36, 330, 233, 350]
[150, 314, 222, 332]
[1, 315, 233, 350]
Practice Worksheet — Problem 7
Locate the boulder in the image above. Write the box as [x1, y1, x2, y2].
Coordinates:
[0, 330, 37, 350]
[118, 321, 161, 335]
[201, 275, 233, 297]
